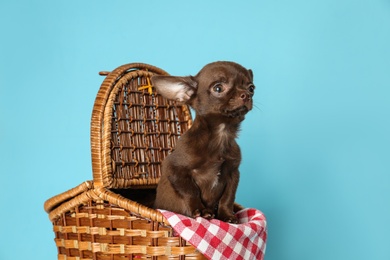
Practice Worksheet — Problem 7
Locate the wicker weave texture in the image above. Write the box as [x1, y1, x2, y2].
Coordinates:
[90, 63, 192, 189]
[54, 198, 205, 259]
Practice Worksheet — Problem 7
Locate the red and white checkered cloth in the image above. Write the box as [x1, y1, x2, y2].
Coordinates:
[159, 208, 267, 260]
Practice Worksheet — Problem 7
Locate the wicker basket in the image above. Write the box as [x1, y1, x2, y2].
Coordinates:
[44, 63, 242, 260]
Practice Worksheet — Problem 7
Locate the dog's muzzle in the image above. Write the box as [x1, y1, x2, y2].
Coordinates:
[224, 105, 250, 118]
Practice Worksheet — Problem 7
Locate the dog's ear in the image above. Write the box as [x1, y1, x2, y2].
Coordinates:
[151, 75, 197, 102]
[248, 69, 254, 81]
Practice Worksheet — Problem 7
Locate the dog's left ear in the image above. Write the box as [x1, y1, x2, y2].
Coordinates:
[248, 69, 254, 81]
[151, 75, 197, 103]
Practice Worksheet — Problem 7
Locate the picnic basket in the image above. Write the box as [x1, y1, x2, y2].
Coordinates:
[44, 62, 242, 260]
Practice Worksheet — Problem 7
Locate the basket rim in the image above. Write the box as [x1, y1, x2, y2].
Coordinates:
[44, 180, 94, 213]
[45, 181, 170, 224]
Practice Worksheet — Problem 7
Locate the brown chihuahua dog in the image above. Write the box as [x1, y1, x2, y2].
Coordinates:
[151, 61, 254, 223]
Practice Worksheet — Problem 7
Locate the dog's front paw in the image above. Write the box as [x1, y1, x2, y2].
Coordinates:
[223, 215, 238, 224]
[219, 211, 238, 223]
[201, 208, 215, 220]
[192, 208, 215, 220]
[192, 209, 202, 218]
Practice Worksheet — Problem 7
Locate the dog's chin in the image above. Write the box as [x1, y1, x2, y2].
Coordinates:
[223, 106, 250, 118]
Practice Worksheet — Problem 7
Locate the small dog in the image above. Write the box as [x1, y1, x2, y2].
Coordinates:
[151, 61, 254, 223]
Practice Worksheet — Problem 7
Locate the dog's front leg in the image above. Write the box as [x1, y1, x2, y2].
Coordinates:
[217, 168, 239, 223]
[168, 172, 210, 218]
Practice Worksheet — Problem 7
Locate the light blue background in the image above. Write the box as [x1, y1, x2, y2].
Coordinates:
[1, 1, 389, 259]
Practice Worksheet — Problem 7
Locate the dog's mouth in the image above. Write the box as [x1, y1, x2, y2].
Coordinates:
[223, 106, 250, 118]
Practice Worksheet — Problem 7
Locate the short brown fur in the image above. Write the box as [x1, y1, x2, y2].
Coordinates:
[152, 61, 254, 223]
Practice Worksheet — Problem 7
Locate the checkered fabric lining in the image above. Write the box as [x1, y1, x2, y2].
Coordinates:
[159, 208, 267, 260]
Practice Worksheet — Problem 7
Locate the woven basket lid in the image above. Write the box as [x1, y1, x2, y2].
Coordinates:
[90, 63, 192, 189]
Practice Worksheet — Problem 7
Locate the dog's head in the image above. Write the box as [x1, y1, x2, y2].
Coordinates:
[151, 61, 254, 120]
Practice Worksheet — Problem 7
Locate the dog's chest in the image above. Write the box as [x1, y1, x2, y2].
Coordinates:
[215, 123, 230, 147]
[186, 122, 240, 193]
[191, 156, 225, 190]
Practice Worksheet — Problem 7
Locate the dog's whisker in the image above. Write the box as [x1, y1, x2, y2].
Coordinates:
[253, 103, 263, 112]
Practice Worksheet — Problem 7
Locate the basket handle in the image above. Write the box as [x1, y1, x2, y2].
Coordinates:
[90, 63, 169, 188]
[44, 181, 94, 213]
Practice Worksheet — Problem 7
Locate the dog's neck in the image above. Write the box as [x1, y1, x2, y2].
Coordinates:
[193, 113, 241, 133]
[189, 114, 241, 151]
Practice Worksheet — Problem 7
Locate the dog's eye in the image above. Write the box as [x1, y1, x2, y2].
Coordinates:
[212, 83, 224, 93]
[248, 84, 255, 94]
